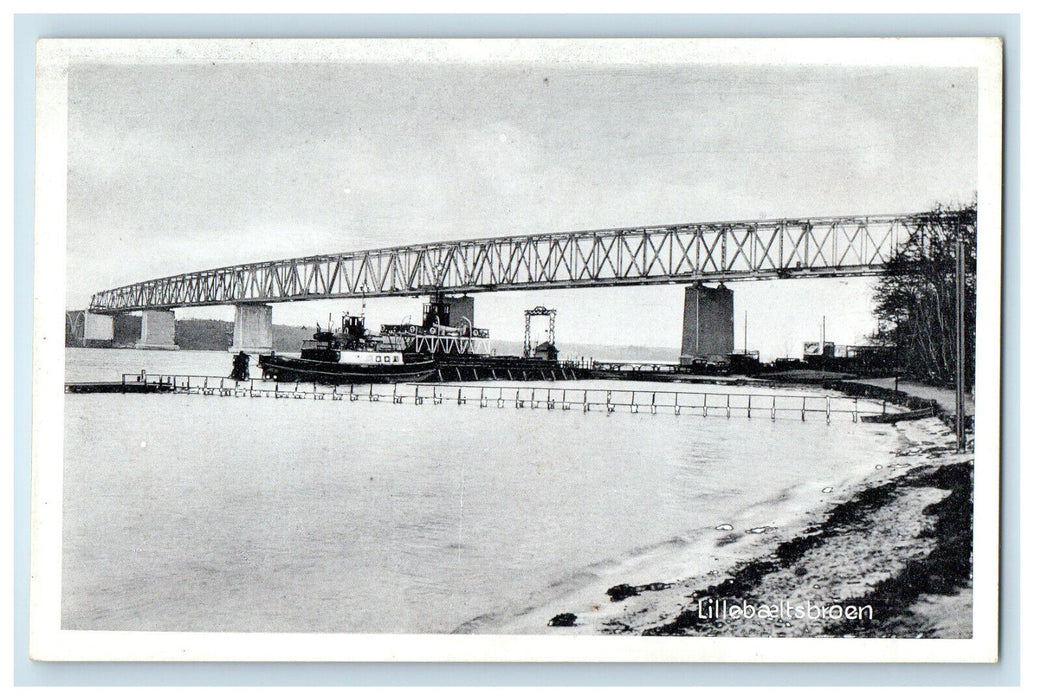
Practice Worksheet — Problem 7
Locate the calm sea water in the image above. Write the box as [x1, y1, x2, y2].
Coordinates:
[62, 348, 900, 633]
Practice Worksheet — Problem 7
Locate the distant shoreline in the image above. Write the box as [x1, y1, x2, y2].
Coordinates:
[66, 318, 684, 363]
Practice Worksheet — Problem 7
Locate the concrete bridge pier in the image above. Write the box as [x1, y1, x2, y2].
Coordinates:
[445, 295, 475, 330]
[679, 283, 734, 365]
[136, 309, 180, 350]
[427, 294, 476, 330]
[229, 303, 274, 354]
[83, 312, 114, 347]
[66, 310, 116, 347]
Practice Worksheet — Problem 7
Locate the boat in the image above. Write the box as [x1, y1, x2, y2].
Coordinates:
[258, 313, 437, 385]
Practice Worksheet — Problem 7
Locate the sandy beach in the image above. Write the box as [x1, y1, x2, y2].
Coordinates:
[494, 415, 973, 638]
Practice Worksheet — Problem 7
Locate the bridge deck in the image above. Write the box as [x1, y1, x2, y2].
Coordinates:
[88, 210, 975, 312]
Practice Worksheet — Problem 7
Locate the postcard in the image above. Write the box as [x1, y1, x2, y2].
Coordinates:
[31, 37, 1002, 662]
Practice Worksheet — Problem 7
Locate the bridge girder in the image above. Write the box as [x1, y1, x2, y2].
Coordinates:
[87, 212, 972, 313]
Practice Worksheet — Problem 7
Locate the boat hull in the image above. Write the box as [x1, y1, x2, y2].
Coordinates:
[258, 353, 437, 385]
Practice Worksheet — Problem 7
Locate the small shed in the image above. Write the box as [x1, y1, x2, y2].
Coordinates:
[533, 341, 558, 361]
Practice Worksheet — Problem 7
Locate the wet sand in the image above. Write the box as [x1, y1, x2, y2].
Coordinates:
[495, 417, 973, 638]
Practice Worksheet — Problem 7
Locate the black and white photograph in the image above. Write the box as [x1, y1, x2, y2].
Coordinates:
[30, 37, 1003, 662]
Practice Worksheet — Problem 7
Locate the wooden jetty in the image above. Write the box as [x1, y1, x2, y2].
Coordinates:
[65, 372, 897, 423]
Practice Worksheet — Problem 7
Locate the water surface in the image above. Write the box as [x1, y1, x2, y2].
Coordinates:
[62, 348, 899, 633]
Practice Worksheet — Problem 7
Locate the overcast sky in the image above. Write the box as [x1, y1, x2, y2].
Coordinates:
[65, 50, 977, 359]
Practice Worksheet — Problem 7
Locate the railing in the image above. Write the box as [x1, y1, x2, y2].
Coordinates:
[407, 383, 884, 422]
[588, 361, 683, 374]
[106, 373, 891, 423]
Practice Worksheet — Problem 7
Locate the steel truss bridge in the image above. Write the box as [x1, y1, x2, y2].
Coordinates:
[88, 211, 973, 313]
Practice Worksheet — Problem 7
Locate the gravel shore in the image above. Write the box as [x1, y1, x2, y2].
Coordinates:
[531, 417, 974, 638]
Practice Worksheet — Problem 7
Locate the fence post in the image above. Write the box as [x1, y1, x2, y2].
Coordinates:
[801, 396, 806, 421]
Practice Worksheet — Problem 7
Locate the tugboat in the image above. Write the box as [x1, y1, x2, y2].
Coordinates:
[258, 313, 437, 384]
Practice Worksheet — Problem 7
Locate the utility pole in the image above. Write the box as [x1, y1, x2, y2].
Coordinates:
[743, 310, 748, 355]
[955, 228, 967, 452]
[820, 315, 826, 382]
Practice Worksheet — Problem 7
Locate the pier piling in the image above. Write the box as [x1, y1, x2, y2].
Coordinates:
[68, 372, 893, 422]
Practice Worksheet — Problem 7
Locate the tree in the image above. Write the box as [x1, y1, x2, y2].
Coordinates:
[872, 202, 976, 387]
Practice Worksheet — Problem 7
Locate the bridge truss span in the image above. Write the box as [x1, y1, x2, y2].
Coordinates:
[88, 211, 970, 312]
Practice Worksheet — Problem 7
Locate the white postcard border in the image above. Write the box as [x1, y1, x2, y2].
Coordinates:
[30, 37, 1004, 663]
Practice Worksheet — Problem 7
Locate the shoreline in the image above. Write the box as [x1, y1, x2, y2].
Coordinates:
[488, 416, 972, 637]
[641, 453, 972, 637]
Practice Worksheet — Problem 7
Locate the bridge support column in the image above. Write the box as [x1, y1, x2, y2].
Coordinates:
[679, 283, 734, 365]
[66, 310, 115, 348]
[136, 309, 179, 350]
[229, 303, 273, 354]
[84, 312, 114, 347]
[445, 295, 475, 330]
[427, 294, 475, 330]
